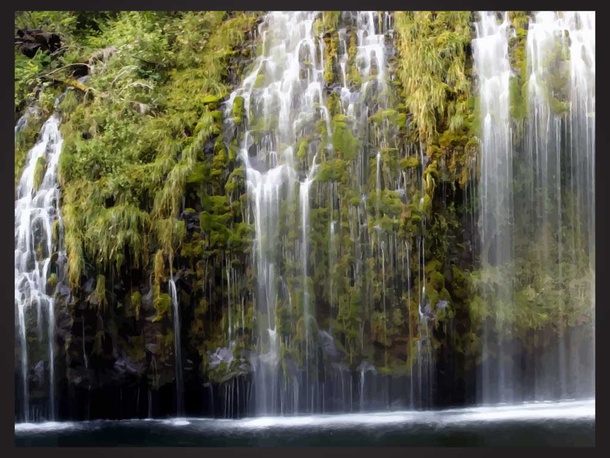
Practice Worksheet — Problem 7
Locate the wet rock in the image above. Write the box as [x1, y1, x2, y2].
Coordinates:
[422, 300, 435, 319]
[55, 304, 73, 342]
[436, 300, 449, 311]
[140, 287, 154, 313]
[56, 281, 71, 298]
[202, 138, 216, 156]
[83, 277, 95, 294]
[223, 119, 237, 141]
[319, 330, 344, 362]
[209, 346, 234, 369]
[327, 83, 343, 96]
[31, 361, 45, 383]
[114, 357, 143, 377]
[248, 155, 269, 174]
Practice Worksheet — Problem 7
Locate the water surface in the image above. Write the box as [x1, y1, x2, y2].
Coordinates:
[15, 399, 595, 446]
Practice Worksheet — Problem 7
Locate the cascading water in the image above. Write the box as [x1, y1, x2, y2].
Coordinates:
[565, 12, 595, 397]
[335, 11, 425, 410]
[473, 11, 514, 405]
[524, 11, 595, 400]
[475, 11, 595, 404]
[225, 11, 326, 415]
[15, 111, 65, 422]
[223, 11, 423, 415]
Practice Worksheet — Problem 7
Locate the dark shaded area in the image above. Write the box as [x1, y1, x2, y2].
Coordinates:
[15, 28, 62, 58]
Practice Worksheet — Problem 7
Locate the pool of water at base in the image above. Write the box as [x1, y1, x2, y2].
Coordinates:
[15, 398, 595, 446]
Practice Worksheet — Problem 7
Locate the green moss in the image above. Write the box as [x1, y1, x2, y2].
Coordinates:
[508, 11, 530, 30]
[297, 139, 309, 160]
[253, 73, 266, 89]
[131, 290, 142, 320]
[202, 94, 221, 108]
[316, 159, 348, 182]
[331, 115, 359, 160]
[510, 77, 527, 122]
[153, 292, 172, 322]
[33, 156, 46, 192]
[370, 109, 406, 128]
[47, 273, 59, 293]
[51, 219, 60, 246]
[394, 11, 471, 146]
[401, 156, 420, 169]
[322, 11, 340, 31]
[428, 271, 445, 290]
[93, 274, 108, 311]
[232, 95, 245, 124]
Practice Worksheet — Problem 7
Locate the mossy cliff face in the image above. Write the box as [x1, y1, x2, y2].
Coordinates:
[14, 11, 593, 419]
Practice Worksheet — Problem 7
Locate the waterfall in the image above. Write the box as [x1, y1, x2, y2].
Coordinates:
[12, 10, 595, 424]
[475, 11, 595, 404]
[338, 10, 422, 410]
[15, 112, 65, 422]
[524, 11, 595, 400]
[224, 11, 412, 415]
[225, 11, 325, 415]
[473, 11, 514, 404]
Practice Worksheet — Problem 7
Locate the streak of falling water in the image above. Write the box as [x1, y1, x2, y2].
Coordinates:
[565, 11, 595, 398]
[226, 256, 232, 342]
[169, 279, 184, 415]
[381, 240, 387, 367]
[15, 112, 65, 422]
[473, 11, 514, 405]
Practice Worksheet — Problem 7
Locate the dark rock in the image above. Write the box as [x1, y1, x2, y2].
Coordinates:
[15, 28, 62, 58]
[114, 357, 143, 377]
[319, 330, 344, 361]
[83, 277, 95, 294]
[181, 209, 200, 232]
[57, 282, 71, 298]
[32, 360, 45, 383]
[223, 119, 237, 141]
[422, 300, 435, 319]
[247, 141, 258, 158]
[202, 138, 215, 156]
[55, 305, 73, 341]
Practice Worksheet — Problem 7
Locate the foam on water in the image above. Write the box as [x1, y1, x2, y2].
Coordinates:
[15, 399, 594, 433]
